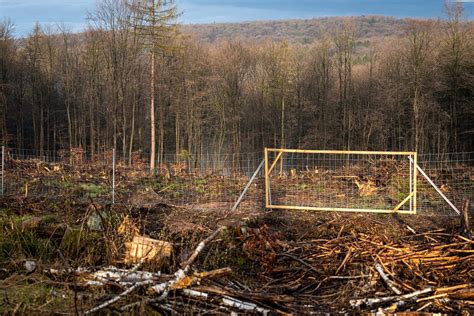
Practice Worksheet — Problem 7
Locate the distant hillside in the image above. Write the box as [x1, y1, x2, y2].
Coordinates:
[181, 16, 408, 44]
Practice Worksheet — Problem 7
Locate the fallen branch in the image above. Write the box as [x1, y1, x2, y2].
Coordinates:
[87, 266, 161, 286]
[148, 227, 223, 296]
[375, 263, 402, 295]
[180, 288, 271, 314]
[222, 296, 270, 314]
[181, 288, 209, 298]
[449, 288, 474, 300]
[45, 265, 162, 287]
[350, 287, 433, 308]
[278, 252, 323, 274]
[84, 279, 154, 315]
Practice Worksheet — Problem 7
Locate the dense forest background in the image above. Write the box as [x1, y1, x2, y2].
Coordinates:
[183, 16, 407, 44]
[0, 1, 473, 166]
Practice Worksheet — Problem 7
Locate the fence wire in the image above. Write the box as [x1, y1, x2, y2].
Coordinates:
[417, 152, 474, 216]
[0, 147, 264, 211]
[266, 151, 415, 213]
[0, 147, 472, 216]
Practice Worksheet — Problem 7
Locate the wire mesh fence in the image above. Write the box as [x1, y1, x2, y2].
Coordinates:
[265, 149, 417, 214]
[0, 146, 472, 216]
[114, 151, 264, 211]
[417, 152, 474, 216]
[0, 147, 264, 211]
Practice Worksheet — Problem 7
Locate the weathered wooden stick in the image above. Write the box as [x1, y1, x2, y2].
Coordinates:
[83, 279, 154, 315]
[328, 274, 371, 280]
[415, 302, 432, 312]
[449, 287, 474, 300]
[181, 288, 209, 298]
[350, 287, 433, 308]
[375, 263, 402, 295]
[45, 265, 162, 286]
[221, 296, 270, 314]
[436, 284, 469, 293]
[180, 289, 270, 314]
[416, 293, 448, 302]
[88, 268, 160, 286]
[169, 267, 232, 290]
[460, 198, 471, 239]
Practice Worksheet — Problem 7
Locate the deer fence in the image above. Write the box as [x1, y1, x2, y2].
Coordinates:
[0, 146, 472, 216]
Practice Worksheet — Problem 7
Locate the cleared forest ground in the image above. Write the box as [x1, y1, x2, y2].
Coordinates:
[0, 159, 473, 314]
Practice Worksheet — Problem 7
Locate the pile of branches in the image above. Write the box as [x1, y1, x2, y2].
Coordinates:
[234, 224, 474, 313]
[42, 219, 473, 314]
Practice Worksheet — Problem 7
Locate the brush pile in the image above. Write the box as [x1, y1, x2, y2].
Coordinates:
[229, 224, 474, 314]
[33, 212, 473, 314]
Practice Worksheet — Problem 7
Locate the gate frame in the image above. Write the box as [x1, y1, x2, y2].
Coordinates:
[264, 148, 417, 214]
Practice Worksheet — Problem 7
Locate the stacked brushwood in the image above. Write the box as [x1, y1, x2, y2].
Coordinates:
[44, 221, 473, 314]
[234, 225, 473, 313]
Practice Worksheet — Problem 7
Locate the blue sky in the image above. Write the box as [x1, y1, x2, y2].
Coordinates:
[1, 0, 473, 36]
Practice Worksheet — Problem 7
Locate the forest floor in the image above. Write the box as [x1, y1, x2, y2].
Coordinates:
[0, 160, 473, 314]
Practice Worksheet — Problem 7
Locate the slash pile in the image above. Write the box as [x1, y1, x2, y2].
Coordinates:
[230, 223, 473, 313]
[38, 212, 473, 314]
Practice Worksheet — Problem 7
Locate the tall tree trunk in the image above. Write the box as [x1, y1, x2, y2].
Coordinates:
[122, 99, 127, 161]
[279, 97, 285, 175]
[175, 108, 180, 161]
[89, 95, 95, 158]
[39, 103, 44, 157]
[158, 88, 164, 167]
[150, 50, 156, 173]
[128, 93, 136, 166]
[66, 100, 72, 150]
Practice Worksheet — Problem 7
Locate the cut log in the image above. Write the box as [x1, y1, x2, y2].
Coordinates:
[124, 235, 172, 264]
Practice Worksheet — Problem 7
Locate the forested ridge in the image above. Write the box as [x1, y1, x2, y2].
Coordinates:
[183, 15, 407, 44]
[0, 1, 473, 167]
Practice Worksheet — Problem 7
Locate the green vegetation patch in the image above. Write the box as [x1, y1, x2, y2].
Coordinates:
[75, 183, 108, 198]
[0, 281, 72, 314]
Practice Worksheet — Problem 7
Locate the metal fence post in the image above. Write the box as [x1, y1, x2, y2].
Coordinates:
[1, 146, 4, 195]
[112, 148, 116, 205]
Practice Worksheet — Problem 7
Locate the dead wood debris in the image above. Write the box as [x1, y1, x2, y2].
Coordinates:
[38, 220, 474, 314]
[248, 228, 474, 314]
